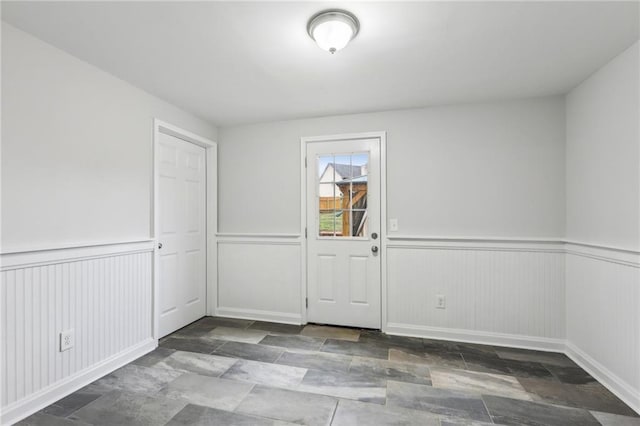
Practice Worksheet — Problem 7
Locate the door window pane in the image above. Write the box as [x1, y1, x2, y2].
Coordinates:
[343, 179, 367, 210]
[318, 155, 335, 181]
[338, 210, 351, 237]
[333, 155, 353, 180]
[318, 183, 337, 209]
[319, 210, 340, 236]
[317, 152, 369, 238]
[351, 210, 368, 237]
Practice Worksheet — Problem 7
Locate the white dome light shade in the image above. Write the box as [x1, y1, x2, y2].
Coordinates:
[307, 10, 359, 54]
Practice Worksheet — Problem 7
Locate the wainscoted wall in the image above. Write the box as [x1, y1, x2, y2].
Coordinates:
[0, 241, 156, 425]
[562, 40, 639, 415]
[385, 238, 566, 350]
[565, 243, 640, 414]
[214, 235, 639, 412]
[216, 234, 303, 324]
[215, 235, 566, 349]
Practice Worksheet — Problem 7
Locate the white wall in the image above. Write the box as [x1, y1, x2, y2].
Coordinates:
[218, 96, 566, 238]
[1, 23, 217, 252]
[0, 24, 217, 423]
[565, 41, 640, 413]
[566, 41, 640, 250]
[216, 97, 567, 345]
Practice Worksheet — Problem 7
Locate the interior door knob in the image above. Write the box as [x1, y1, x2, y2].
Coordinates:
[158, 242, 163, 249]
[371, 245, 378, 253]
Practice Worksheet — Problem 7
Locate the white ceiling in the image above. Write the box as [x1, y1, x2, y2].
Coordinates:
[3, 1, 639, 126]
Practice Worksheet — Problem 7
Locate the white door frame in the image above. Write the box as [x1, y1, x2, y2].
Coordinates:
[153, 119, 218, 340]
[300, 131, 387, 330]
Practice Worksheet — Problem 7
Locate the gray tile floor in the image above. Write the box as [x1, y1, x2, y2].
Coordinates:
[18, 317, 640, 425]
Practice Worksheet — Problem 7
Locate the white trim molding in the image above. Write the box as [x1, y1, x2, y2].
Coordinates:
[566, 342, 640, 415]
[565, 241, 640, 268]
[564, 239, 640, 255]
[215, 307, 303, 325]
[1, 240, 154, 271]
[386, 323, 566, 352]
[216, 233, 301, 239]
[387, 235, 563, 243]
[0, 239, 155, 257]
[216, 233, 302, 246]
[387, 237, 564, 253]
[386, 236, 640, 265]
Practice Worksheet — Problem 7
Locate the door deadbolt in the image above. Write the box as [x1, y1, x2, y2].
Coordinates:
[371, 232, 378, 240]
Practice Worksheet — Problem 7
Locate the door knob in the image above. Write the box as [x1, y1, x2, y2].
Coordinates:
[158, 242, 163, 249]
[371, 245, 378, 253]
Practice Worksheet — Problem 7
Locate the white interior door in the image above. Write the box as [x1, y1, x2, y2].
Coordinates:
[306, 137, 381, 329]
[158, 132, 207, 337]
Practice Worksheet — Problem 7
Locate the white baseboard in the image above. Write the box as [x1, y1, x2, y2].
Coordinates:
[1, 338, 157, 426]
[215, 307, 303, 325]
[385, 322, 566, 352]
[565, 341, 640, 415]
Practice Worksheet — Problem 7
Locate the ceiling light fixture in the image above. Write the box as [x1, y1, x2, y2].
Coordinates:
[307, 9, 359, 54]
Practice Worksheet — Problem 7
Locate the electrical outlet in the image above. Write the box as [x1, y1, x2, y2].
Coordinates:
[60, 329, 74, 352]
[436, 295, 446, 309]
[389, 218, 399, 232]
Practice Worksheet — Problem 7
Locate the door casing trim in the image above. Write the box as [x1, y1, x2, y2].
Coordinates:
[300, 131, 387, 330]
[153, 119, 218, 339]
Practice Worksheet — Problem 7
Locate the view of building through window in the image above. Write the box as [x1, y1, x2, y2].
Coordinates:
[317, 153, 368, 237]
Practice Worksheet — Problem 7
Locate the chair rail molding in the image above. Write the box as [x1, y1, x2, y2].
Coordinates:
[216, 233, 302, 246]
[1, 240, 154, 270]
[386, 235, 640, 265]
[564, 241, 640, 267]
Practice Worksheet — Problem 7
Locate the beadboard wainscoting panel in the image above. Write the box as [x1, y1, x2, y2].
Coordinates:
[216, 235, 303, 324]
[385, 240, 566, 350]
[565, 245, 640, 414]
[0, 241, 155, 425]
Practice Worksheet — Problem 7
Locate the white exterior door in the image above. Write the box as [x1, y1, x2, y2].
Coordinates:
[306, 137, 381, 329]
[158, 132, 207, 337]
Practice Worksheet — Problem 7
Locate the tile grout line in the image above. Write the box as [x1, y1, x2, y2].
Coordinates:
[346, 353, 356, 373]
[328, 399, 340, 425]
[272, 348, 286, 364]
[231, 383, 256, 413]
[210, 340, 228, 355]
[460, 352, 470, 370]
[479, 394, 497, 424]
